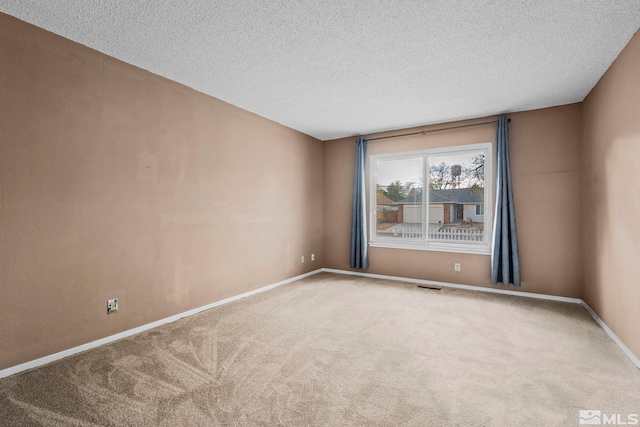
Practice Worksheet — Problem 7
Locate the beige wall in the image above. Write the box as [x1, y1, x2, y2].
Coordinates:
[0, 14, 323, 370]
[582, 30, 640, 358]
[2, 10, 638, 372]
[324, 105, 582, 297]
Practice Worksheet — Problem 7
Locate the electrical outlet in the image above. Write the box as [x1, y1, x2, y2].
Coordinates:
[301, 255, 305, 263]
[107, 298, 118, 314]
[454, 263, 461, 272]
[311, 253, 315, 261]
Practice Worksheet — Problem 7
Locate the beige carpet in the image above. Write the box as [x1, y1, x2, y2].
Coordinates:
[1, 272, 639, 426]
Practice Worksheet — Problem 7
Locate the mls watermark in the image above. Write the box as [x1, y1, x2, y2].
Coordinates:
[579, 410, 639, 425]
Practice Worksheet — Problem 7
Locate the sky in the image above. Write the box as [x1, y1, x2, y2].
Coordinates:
[376, 152, 478, 187]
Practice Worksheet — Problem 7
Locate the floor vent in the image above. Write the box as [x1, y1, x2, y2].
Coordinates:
[417, 285, 442, 291]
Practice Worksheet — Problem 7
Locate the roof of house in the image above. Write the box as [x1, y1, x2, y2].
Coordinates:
[396, 187, 484, 204]
[376, 194, 395, 206]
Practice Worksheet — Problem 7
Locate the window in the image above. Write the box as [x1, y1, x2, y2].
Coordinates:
[370, 143, 492, 254]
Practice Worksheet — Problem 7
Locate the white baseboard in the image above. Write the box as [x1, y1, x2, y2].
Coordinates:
[580, 301, 640, 370]
[320, 268, 582, 304]
[0, 269, 324, 380]
[321, 268, 640, 370]
[3, 267, 638, 379]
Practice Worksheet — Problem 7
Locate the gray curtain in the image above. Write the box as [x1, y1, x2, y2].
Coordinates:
[350, 137, 368, 270]
[491, 116, 520, 285]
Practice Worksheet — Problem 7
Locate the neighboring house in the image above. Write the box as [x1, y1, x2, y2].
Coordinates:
[376, 193, 398, 224]
[376, 194, 396, 211]
[395, 187, 484, 224]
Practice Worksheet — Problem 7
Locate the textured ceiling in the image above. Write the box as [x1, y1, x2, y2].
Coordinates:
[2, 1, 640, 141]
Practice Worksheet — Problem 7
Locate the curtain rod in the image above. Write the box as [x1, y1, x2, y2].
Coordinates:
[366, 118, 510, 142]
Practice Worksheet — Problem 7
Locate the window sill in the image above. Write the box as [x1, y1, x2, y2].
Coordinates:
[369, 241, 491, 255]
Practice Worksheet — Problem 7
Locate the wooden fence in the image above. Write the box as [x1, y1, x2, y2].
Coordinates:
[429, 228, 483, 241]
[401, 227, 423, 238]
[401, 227, 483, 241]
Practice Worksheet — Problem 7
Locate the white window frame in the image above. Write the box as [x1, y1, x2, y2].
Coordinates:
[369, 142, 493, 255]
[476, 204, 484, 215]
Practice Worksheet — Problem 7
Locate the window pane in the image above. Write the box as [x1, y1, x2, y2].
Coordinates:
[427, 151, 485, 243]
[375, 157, 423, 240]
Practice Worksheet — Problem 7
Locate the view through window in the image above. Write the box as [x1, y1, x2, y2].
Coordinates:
[371, 143, 491, 253]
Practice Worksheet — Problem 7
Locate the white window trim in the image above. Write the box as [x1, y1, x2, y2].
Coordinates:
[369, 142, 493, 255]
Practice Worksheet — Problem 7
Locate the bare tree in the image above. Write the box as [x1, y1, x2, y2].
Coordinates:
[429, 162, 455, 189]
[429, 154, 485, 189]
[464, 153, 485, 187]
